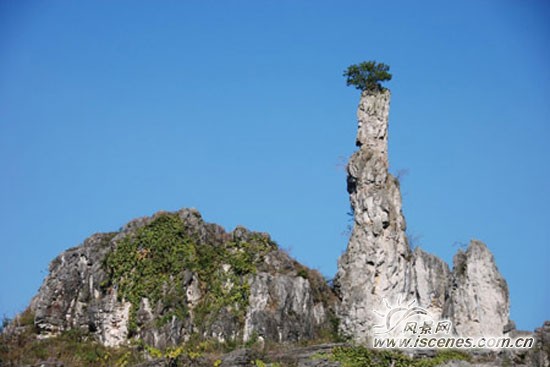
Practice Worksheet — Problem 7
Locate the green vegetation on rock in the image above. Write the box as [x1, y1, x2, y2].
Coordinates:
[330, 345, 470, 367]
[102, 212, 275, 338]
[0, 322, 143, 367]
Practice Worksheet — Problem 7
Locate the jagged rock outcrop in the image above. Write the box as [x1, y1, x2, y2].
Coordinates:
[445, 240, 510, 337]
[29, 208, 337, 348]
[334, 89, 512, 342]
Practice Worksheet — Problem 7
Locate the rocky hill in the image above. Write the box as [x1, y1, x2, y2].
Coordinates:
[29, 208, 337, 349]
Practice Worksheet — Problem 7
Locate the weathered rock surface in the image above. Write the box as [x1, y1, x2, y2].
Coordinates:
[334, 89, 513, 341]
[445, 240, 510, 337]
[411, 247, 451, 320]
[29, 209, 337, 348]
[29, 232, 127, 347]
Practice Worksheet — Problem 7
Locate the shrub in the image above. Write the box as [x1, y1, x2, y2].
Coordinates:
[344, 61, 392, 92]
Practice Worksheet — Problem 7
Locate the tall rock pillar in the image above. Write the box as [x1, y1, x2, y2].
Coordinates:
[334, 90, 412, 342]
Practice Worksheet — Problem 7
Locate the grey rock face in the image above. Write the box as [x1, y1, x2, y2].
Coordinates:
[244, 272, 319, 343]
[30, 232, 130, 347]
[411, 247, 451, 320]
[445, 240, 510, 337]
[335, 90, 512, 342]
[243, 248, 337, 344]
[29, 209, 337, 348]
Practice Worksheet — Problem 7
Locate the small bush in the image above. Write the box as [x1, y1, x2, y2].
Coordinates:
[344, 61, 392, 92]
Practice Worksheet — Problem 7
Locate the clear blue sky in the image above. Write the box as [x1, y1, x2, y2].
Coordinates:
[1, 0, 548, 331]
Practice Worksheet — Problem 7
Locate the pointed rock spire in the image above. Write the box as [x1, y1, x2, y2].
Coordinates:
[335, 90, 412, 341]
[445, 240, 511, 337]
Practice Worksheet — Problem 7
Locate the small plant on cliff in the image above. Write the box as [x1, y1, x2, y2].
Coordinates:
[344, 61, 392, 92]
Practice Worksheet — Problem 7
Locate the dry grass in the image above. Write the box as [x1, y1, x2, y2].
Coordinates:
[0, 311, 144, 367]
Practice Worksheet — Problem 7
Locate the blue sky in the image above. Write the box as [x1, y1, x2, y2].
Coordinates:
[0, 0, 548, 331]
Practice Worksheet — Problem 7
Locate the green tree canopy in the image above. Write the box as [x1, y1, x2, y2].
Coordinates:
[343, 61, 392, 92]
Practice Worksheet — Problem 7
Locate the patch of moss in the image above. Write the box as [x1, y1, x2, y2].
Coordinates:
[330, 345, 470, 367]
[103, 213, 274, 339]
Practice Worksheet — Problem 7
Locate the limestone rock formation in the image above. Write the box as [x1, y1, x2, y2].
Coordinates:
[4, 87, 540, 367]
[445, 240, 510, 337]
[29, 209, 337, 348]
[334, 90, 413, 341]
[334, 89, 513, 341]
